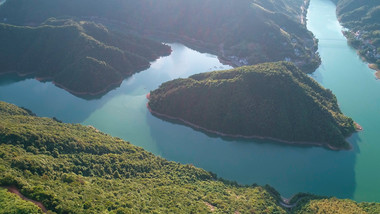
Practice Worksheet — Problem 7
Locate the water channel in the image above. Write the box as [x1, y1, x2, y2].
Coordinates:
[0, 0, 379, 202]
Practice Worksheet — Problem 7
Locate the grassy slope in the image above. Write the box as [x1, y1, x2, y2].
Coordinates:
[0, 0, 320, 73]
[148, 62, 355, 149]
[0, 18, 171, 96]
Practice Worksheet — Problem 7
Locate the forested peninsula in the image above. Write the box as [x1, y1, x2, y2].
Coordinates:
[0, 19, 171, 96]
[0, 0, 320, 74]
[148, 62, 356, 150]
[331, 0, 380, 74]
[0, 101, 379, 213]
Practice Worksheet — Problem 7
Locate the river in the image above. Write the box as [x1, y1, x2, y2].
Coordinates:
[0, 0, 379, 202]
[307, 0, 380, 202]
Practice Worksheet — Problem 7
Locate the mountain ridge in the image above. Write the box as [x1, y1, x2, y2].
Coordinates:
[0, 0, 320, 73]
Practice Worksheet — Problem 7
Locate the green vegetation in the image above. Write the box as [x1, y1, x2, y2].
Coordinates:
[0, 188, 43, 213]
[332, 0, 380, 69]
[0, 101, 379, 213]
[148, 62, 355, 149]
[0, 0, 320, 73]
[0, 18, 171, 96]
[0, 101, 287, 213]
[293, 196, 380, 214]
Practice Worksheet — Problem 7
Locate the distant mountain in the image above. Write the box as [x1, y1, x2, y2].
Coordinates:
[0, 19, 171, 96]
[148, 62, 356, 149]
[332, 0, 380, 71]
[0, 101, 378, 213]
[0, 0, 320, 73]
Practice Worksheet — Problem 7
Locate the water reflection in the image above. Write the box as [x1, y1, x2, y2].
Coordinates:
[147, 106, 358, 198]
[0, 0, 373, 200]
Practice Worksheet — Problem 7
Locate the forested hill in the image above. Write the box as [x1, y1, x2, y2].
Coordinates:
[148, 62, 356, 150]
[0, 0, 320, 73]
[331, 0, 380, 70]
[0, 101, 284, 213]
[0, 101, 379, 213]
[0, 19, 171, 96]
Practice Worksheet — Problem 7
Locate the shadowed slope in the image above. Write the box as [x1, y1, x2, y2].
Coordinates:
[0, 19, 171, 96]
[148, 62, 355, 149]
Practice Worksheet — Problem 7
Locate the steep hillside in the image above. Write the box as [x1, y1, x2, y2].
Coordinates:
[0, 188, 43, 213]
[148, 62, 356, 149]
[0, 19, 171, 96]
[0, 101, 379, 213]
[0, 0, 320, 72]
[332, 0, 380, 72]
[0, 101, 287, 213]
[292, 194, 380, 214]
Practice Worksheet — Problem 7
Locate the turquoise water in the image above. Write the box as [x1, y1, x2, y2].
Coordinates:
[307, 0, 380, 202]
[0, 0, 379, 202]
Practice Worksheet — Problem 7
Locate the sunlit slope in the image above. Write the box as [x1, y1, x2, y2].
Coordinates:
[148, 62, 355, 149]
[0, 101, 286, 213]
[0, 101, 379, 213]
[0, 0, 320, 72]
[331, 0, 380, 69]
[0, 19, 170, 95]
[293, 196, 380, 214]
[0, 188, 43, 213]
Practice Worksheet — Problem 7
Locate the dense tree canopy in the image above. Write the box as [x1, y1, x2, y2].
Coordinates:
[332, 0, 380, 68]
[149, 62, 355, 149]
[0, 19, 171, 96]
[0, 0, 320, 72]
[0, 101, 378, 213]
[0, 101, 287, 213]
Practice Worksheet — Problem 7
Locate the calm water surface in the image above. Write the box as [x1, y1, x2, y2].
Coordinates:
[0, 0, 379, 202]
[307, 0, 380, 202]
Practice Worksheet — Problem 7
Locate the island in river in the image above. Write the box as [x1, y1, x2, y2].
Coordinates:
[148, 62, 356, 150]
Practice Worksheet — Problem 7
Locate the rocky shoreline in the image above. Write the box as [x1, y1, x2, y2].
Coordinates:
[369, 64, 380, 79]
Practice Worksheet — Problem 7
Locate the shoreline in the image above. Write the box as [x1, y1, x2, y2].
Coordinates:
[0, 62, 158, 97]
[52, 78, 124, 96]
[50, 63, 153, 97]
[86, 16, 319, 72]
[300, 0, 310, 26]
[0, 70, 35, 77]
[146, 94, 347, 151]
[0, 70, 125, 97]
[1, 186, 47, 213]
[0, 42, 171, 97]
[341, 31, 380, 79]
[354, 122, 363, 131]
[368, 64, 380, 79]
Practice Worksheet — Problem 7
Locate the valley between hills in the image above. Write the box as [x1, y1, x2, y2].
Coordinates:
[1, 0, 380, 213]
